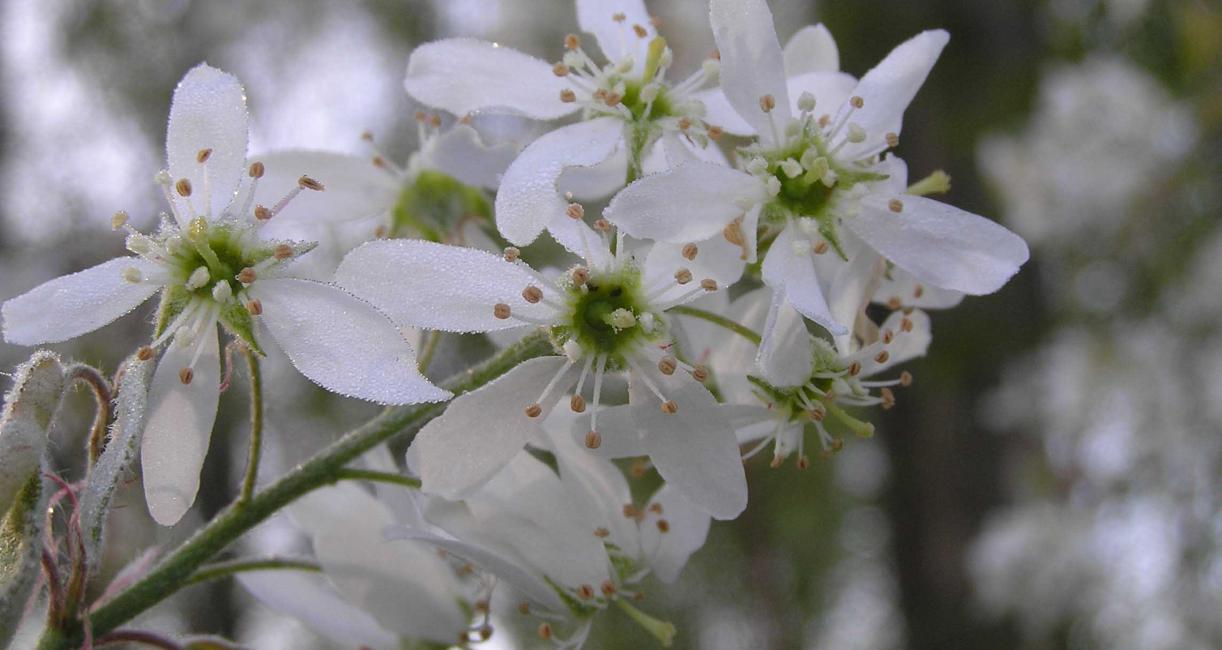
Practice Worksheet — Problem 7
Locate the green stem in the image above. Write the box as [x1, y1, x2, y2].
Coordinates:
[417, 330, 443, 376]
[669, 305, 762, 345]
[183, 556, 321, 588]
[36, 330, 555, 650]
[334, 468, 422, 490]
[238, 347, 262, 505]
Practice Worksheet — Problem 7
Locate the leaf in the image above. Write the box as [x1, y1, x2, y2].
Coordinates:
[0, 350, 66, 647]
[78, 352, 155, 571]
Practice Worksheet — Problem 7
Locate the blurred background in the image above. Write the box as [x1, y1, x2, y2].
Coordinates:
[2, 0, 1219, 648]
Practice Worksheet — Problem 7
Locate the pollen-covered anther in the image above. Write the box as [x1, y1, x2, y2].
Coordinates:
[886, 296, 903, 310]
[770, 455, 784, 469]
[818, 114, 832, 128]
[850, 95, 864, 109]
[630, 461, 649, 477]
[593, 218, 611, 232]
[723, 221, 745, 246]
[846, 123, 867, 143]
[518, 601, 531, 615]
[810, 404, 826, 421]
[571, 267, 590, 285]
[660, 400, 678, 414]
[524, 403, 543, 418]
[880, 387, 896, 410]
[537, 623, 553, 641]
[248, 161, 265, 178]
[813, 240, 830, 255]
[195, 148, 213, 164]
[522, 285, 543, 304]
[503, 246, 520, 262]
[566, 202, 585, 219]
[759, 94, 776, 113]
[900, 370, 913, 386]
[604, 92, 623, 107]
[553, 62, 569, 76]
[623, 504, 642, 520]
[681, 243, 698, 260]
[700, 278, 718, 291]
[478, 625, 493, 641]
[273, 244, 294, 260]
[796, 455, 811, 470]
[612, 11, 626, 22]
[178, 367, 194, 385]
[564, 33, 580, 50]
[254, 205, 271, 221]
[111, 211, 129, 230]
[691, 365, 709, 382]
[577, 584, 595, 600]
[570, 394, 587, 413]
[913, 284, 925, 298]
[237, 267, 256, 284]
[493, 303, 512, 320]
[674, 268, 692, 285]
[297, 176, 325, 192]
[633, 23, 648, 38]
[373, 225, 387, 239]
[245, 299, 263, 316]
[707, 125, 724, 140]
[601, 581, 618, 597]
[882, 329, 895, 344]
[889, 199, 904, 213]
[677, 116, 692, 130]
[900, 317, 914, 332]
[657, 356, 677, 375]
[186, 266, 210, 291]
[414, 110, 428, 123]
[137, 346, 154, 361]
[594, 527, 610, 538]
[175, 178, 193, 197]
[560, 88, 577, 103]
[885, 132, 900, 148]
[848, 361, 863, 377]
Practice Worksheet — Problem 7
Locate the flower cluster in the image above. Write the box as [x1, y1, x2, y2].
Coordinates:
[0, 0, 1028, 647]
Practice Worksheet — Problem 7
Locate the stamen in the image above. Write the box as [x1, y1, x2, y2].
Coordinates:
[566, 203, 585, 219]
[889, 199, 904, 213]
[565, 34, 580, 50]
[759, 94, 776, 113]
[493, 303, 512, 320]
[175, 178, 193, 198]
[137, 346, 155, 361]
[570, 394, 587, 413]
[681, 243, 698, 260]
[179, 368, 194, 385]
[585, 429, 602, 449]
[560, 89, 578, 103]
[503, 247, 521, 262]
[297, 176, 325, 192]
[245, 299, 263, 315]
[237, 267, 256, 285]
[674, 268, 692, 285]
[522, 285, 543, 304]
[900, 371, 913, 386]
[657, 356, 677, 375]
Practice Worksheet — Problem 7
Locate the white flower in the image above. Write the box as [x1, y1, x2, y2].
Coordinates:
[334, 231, 748, 520]
[0, 64, 448, 525]
[605, 0, 1028, 338]
[402, 0, 725, 255]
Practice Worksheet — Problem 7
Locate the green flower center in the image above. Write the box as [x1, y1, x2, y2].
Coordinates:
[550, 265, 663, 368]
[391, 169, 494, 242]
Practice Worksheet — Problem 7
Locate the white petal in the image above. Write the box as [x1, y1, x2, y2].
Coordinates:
[756, 295, 812, 388]
[632, 373, 747, 520]
[238, 571, 398, 650]
[639, 485, 711, 583]
[404, 39, 576, 120]
[166, 63, 249, 220]
[334, 239, 551, 333]
[783, 24, 839, 75]
[2, 257, 159, 345]
[384, 526, 566, 613]
[424, 123, 520, 189]
[557, 147, 628, 201]
[576, 0, 655, 73]
[847, 194, 1029, 295]
[251, 150, 398, 224]
[691, 87, 756, 136]
[572, 403, 646, 459]
[141, 327, 220, 526]
[251, 278, 450, 404]
[290, 485, 468, 644]
[786, 71, 857, 117]
[661, 131, 729, 168]
[604, 162, 764, 242]
[761, 223, 846, 335]
[709, 0, 791, 146]
[408, 358, 571, 499]
[547, 418, 639, 554]
[854, 309, 932, 376]
[874, 267, 965, 309]
[827, 245, 884, 355]
[837, 30, 948, 161]
[495, 118, 624, 247]
[643, 239, 744, 307]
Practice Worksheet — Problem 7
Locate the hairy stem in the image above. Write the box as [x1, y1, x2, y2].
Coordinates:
[237, 347, 263, 505]
[335, 468, 423, 490]
[669, 305, 762, 345]
[36, 330, 555, 650]
[183, 556, 321, 588]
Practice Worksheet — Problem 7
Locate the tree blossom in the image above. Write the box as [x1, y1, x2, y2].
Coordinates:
[402, 0, 725, 255]
[335, 231, 748, 520]
[0, 64, 448, 525]
[605, 0, 1027, 339]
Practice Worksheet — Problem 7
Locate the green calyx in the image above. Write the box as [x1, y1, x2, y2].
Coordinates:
[549, 265, 663, 369]
[390, 169, 495, 243]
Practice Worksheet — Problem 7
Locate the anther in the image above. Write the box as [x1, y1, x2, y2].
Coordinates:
[633, 23, 648, 38]
[707, 125, 723, 140]
[798, 91, 816, 112]
[660, 400, 678, 414]
[248, 161, 265, 178]
[571, 267, 589, 285]
[880, 387, 896, 409]
[612, 12, 626, 22]
[913, 284, 925, 298]
[593, 218, 611, 232]
[848, 361, 862, 376]
[885, 132, 899, 148]
[658, 356, 677, 375]
[900, 371, 913, 386]
[813, 240, 830, 255]
[630, 461, 649, 477]
[675, 268, 692, 284]
[414, 110, 428, 123]
[254, 205, 271, 220]
[175, 178, 193, 197]
[602, 581, 617, 596]
[524, 403, 543, 418]
[677, 116, 692, 130]
[274, 244, 294, 260]
[570, 394, 586, 413]
[566, 202, 585, 219]
[503, 247, 520, 262]
[585, 430, 602, 449]
[810, 404, 826, 421]
[179, 368, 194, 385]
[122, 267, 143, 283]
[656, 518, 670, 533]
[518, 602, 531, 615]
[430, 114, 441, 128]
[577, 584, 595, 600]
[564, 34, 580, 50]
[889, 199, 904, 213]
[887, 297, 903, 310]
[759, 94, 776, 113]
[900, 317, 914, 332]
[298, 176, 325, 191]
[691, 365, 709, 382]
[594, 527, 610, 538]
[137, 346, 154, 361]
[538, 623, 552, 641]
[494, 303, 513, 320]
[372, 155, 386, 168]
[770, 456, 785, 469]
[111, 211, 129, 230]
[818, 114, 831, 128]
[522, 285, 543, 303]
[724, 222, 746, 248]
[882, 329, 894, 344]
[245, 299, 263, 315]
[553, 62, 569, 76]
[604, 92, 622, 107]
[479, 626, 493, 641]
[623, 504, 641, 519]
[560, 89, 577, 103]
[846, 123, 867, 143]
[796, 455, 811, 470]
[682, 243, 698, 260]
[850, 96, 864, 109]
[373, 225, 387, 238]
[700, 278, 718, 291]
[237, 267, 256, 284]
